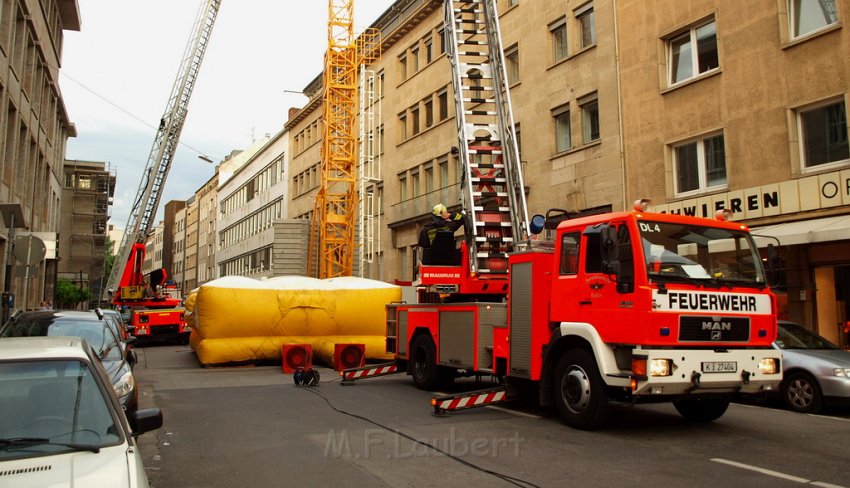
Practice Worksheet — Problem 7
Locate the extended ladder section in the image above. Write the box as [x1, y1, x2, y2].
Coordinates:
[105, 0, 221, 297]
[445, 0, 530, 276]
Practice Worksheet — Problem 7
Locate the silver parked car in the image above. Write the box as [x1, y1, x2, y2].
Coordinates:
[774, 321, 850, 413]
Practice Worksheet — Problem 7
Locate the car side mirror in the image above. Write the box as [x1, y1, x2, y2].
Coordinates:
[129, 407, 163, 436]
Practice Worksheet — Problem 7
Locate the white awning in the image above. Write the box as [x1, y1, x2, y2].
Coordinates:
[751, 214, 850, 247]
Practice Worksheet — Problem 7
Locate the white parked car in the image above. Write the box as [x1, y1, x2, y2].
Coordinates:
[0, 336, 162, 487]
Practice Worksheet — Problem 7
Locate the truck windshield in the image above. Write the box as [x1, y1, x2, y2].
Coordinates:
[638, 220, 765, 286]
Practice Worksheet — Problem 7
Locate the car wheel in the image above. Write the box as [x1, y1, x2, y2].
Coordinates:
[782, 371, 823, 414]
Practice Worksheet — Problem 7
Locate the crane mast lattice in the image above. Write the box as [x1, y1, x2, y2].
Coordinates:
[310, 0, 380, 278]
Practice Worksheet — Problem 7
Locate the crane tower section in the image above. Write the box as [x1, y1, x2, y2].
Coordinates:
[310, 0, 380, 278]
[106, 0, 221, 296]
[445, 0, 529, 276]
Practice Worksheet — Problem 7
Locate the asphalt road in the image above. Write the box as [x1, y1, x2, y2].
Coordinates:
[133, 345, 850, 488]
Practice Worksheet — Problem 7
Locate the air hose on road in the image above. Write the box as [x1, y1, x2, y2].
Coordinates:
[298, 385, 540, 488]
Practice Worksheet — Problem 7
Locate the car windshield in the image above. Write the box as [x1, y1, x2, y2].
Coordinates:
[638, 220, 766, 286]
[0, 359, 122, 460]
[775, 323, 840, 350]
[0, 318, 123, 361]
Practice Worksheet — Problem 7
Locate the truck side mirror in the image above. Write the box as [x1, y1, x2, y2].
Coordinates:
[600, 225, 618, 273]
[600, 224, 634, 294]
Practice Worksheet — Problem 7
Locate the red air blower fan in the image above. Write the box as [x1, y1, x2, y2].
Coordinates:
[281, 344, 313, 374]
[333, 343, 366, 371]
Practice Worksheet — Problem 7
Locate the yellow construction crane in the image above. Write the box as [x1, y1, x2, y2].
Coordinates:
[309, 0, 380, 278]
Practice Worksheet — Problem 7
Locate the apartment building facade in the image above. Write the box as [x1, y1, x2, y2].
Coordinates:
[0, 0, 80, 312]
[183, 196, 198, 292]
[195, 172, 218, 286]
[171, 205, 186, 289]
[617, 0, 849, 343]
[217, 133, 302, 279]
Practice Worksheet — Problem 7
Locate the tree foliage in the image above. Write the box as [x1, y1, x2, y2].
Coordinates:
[55, 278, 92, 309]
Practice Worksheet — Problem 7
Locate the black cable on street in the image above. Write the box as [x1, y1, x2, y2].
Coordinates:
[297, 381, 539, 488]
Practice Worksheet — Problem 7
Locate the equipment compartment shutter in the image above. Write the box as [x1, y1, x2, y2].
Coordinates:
[509, 261, 532, 377]
[439, 310, 475, 368]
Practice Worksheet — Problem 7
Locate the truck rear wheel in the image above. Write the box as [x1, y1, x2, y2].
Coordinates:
[411, 335, 439, 390]
[673, 397, 730, 422]
[553, 349, 609, 430]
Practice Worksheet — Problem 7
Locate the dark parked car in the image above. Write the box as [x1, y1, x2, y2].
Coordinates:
[0, 310, 138, 414]
[773, 321, 850, 413]
[97, 309, 137, 367]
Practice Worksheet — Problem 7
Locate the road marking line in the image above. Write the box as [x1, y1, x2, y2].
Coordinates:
[711, 458, 846, 488]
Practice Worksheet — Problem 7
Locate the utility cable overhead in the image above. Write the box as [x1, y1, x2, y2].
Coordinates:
[60, 71, 220, 162]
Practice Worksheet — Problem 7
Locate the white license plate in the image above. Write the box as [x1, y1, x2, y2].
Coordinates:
[701, 361, 737, 373]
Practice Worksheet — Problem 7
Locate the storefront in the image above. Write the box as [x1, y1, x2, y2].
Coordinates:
[753, 215, 850, 348]
[652, 169, 850, 348]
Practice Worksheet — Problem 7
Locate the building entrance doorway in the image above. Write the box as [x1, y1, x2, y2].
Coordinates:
[814, 264, 849, 348]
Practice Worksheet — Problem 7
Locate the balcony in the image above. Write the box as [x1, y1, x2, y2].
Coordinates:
[387, 184, 460, 227]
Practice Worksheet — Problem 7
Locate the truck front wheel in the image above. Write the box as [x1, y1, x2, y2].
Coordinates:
[410, 335, 439, 390]
[673, 397, 730, 422]
[553, 349, 609, 430]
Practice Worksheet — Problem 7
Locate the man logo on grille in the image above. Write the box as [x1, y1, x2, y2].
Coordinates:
[711, 330, 722, 340]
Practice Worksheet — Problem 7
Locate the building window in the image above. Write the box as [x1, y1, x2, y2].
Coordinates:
[505, 44, 519, 85]
[799, 99, 848, 168]
[668, 19, 718, 86]
[410, 46, 419, 73]
[673, 133, 727, 195]
[399, 113, 407, 141]
[424, 98, 434, 128]
[438, 28, 446, 55]
[424, 164, 434, 194]
[550, 17, 568, 62]
[399, 174, 407, 201]
[439, 158, 449, 187]
[580, 96, 599, 143]
[790, 0, 839, 39]
[438, 90, 449, 121]
[411, 106, 420, 135]
[411, 170, 420, 197]
[576, 3, 595, 49]
[399, 54, 407, 80]
[424, 37, 433, 64]
[553, 105, 571, 153]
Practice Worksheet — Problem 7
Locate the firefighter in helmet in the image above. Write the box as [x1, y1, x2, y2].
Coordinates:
[418, 203, 465, 249]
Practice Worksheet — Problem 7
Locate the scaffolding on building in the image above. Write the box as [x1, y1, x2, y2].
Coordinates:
[61, 161, 116, 304]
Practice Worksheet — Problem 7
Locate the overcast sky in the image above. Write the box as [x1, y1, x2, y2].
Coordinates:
[61, 0, 395, 232]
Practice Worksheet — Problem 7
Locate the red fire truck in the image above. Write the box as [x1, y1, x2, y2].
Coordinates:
[377, 203, 782, 429]
[112, 243, 189, 344]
